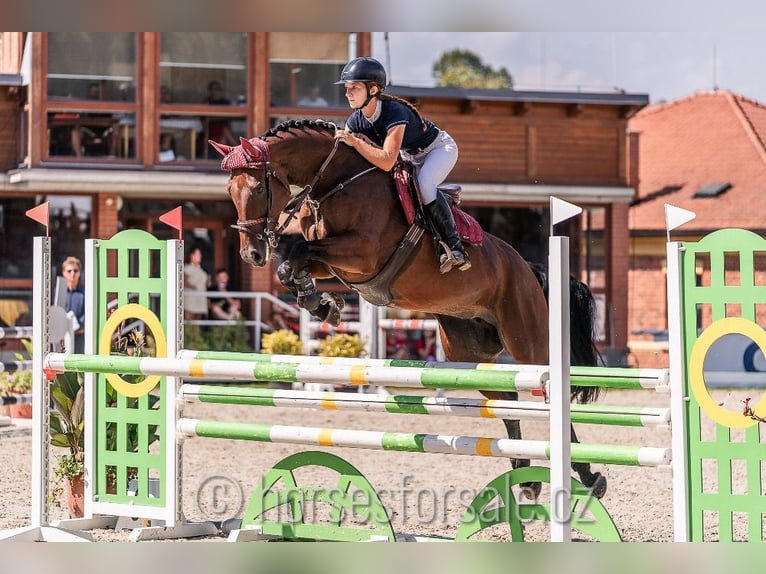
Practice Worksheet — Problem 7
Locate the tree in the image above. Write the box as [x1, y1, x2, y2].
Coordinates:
[432, 49, 513, 90]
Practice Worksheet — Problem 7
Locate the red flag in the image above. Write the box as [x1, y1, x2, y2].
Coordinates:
[159, 206, 183, 240]
[25, 202, 49, 236]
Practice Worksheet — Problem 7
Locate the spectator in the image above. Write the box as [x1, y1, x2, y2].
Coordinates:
[203, 80, 237, 146]
[184, 247, 210, 320]
[70, 82, 120, 157]
[208, 268, 242, 321]
[298, 85, 329, 107]
[159, 85, 172, 104]
[159, 132, 176, 162]
[386, 328, 412, 359]
[415, 330, 438, 361]
[61, 256, 85, 353]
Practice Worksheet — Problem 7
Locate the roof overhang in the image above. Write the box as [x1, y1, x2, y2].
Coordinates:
[2, 169, 635, 205]
[2, 168, 228, 199]
[459, 183, 635, 205]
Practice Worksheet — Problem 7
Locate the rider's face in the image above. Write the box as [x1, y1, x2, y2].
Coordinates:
[343, 82, 368, 108]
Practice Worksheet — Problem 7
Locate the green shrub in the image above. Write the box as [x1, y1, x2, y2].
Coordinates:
[204, 320, 250, 352]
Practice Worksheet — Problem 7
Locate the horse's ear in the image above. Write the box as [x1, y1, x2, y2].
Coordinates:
[208, 140, 234, 158]
[240, 137, 260, 159]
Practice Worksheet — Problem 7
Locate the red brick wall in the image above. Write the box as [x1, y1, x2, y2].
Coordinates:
[93, 193, 121, 239]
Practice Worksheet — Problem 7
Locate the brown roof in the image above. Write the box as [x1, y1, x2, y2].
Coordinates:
[628, 90, 766, 232]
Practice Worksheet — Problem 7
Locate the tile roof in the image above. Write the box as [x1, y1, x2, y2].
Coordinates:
[628, 90, 766, 232]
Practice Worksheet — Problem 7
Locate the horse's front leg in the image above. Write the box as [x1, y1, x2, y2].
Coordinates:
[282, 242, 344, 326]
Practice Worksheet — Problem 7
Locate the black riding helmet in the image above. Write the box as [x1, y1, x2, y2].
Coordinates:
[335, 57, 387, 109]
[335, 57, 387, 86]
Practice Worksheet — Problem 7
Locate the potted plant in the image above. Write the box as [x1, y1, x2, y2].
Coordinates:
[318, 333, 366, 359]
[261, 329, 303, 389]
[48, 369, 86, 518]
[319, 333, 367, 391]
[0, 339, 34, 419]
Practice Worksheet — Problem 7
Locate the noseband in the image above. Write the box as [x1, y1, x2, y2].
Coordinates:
[229, 164, 280, 248]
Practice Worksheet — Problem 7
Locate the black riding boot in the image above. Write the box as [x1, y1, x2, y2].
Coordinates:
[424, 193, 471, 273]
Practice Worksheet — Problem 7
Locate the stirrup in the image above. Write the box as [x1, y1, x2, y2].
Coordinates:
[438, 249, 471, 274]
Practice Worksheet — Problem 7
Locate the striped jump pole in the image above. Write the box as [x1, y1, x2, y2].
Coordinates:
[178, 349, 670, 391]
[305, 321, 361, 334]
[181, 384, 671, 428]
[176, 418, 672, 467]
[43, 353, 548, 393]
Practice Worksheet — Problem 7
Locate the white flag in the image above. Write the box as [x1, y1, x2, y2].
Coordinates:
[664, 204, 696, 232]
[550, 197, 582, 234]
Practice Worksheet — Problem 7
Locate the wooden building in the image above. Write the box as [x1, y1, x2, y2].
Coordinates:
[0, 32, 647, 358]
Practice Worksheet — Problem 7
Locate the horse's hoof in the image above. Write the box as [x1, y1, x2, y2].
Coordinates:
[519, 481, 542, 500]
[317, 292, 344, 326]
[313, 293, 343, 327]
[587, 473, 607, 499]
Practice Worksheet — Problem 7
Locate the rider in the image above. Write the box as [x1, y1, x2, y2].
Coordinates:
[334, 57, 471, 273]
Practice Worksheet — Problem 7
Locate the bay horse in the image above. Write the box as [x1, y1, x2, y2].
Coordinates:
[210, 119, 606, 498]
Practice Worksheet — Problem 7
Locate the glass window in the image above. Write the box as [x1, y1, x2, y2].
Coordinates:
[269, 33, 350, 108]
[159, 113, 248, 161]
[159, 33, 247, 105]
[48, 111, 136, 159]
[47, 33, 136, 102]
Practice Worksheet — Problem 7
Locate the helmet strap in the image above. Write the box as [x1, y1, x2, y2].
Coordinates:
[354, 84, 378, 110]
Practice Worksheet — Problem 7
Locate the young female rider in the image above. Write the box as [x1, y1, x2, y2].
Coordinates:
[334, 57, 470, 273]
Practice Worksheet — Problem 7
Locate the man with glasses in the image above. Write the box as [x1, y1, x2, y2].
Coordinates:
[61, 256, 85, 353]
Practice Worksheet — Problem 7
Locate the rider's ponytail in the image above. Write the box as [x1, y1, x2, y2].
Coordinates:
[377, 93, 428, 132]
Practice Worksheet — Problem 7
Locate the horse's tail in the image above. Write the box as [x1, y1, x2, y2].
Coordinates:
[528, 262, 603, 404]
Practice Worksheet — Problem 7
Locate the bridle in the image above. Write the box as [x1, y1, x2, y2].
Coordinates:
[229, 136, 377, 248]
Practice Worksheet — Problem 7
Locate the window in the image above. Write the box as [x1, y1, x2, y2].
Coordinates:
[159, 33, 247, 105]
[47, 33, 137, 102]
[159, 33, 248, 160]
[45, 33, 138, 160]
[269, 33, 351, 110]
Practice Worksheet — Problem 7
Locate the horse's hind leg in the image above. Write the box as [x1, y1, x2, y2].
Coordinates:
[571, 424, 607, 498]
[501, 414, 542, 500]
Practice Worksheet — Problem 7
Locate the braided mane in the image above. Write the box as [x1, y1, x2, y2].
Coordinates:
[260, 119, 338, 141]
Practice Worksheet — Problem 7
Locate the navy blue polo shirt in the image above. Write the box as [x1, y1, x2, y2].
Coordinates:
[346, 99, 439, 153]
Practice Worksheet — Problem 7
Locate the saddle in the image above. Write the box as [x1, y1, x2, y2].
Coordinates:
[393, 161, 484, 245]
[340, 161, 483, 306]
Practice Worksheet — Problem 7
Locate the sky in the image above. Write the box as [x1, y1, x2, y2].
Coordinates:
[371, 32, 766, 105]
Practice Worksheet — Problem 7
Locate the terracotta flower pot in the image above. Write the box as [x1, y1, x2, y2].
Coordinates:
[66, 474, 85, 518]
[9, 394, 32, 419]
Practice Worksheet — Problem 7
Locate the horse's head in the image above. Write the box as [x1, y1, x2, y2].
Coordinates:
[210, 136, 290, 267]
[211, 120, 344, 268]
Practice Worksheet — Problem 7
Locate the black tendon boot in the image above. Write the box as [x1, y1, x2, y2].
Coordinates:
[424, 193, 471, 273]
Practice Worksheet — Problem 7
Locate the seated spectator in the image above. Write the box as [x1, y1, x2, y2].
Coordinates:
[70, 82, 120, 157]
[203, 80, 237, 146]
[208, 268, 241, 320]
[159, 132, 176, 162]
[415, 330, 438, 361]
[298, 85, 329, 107]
